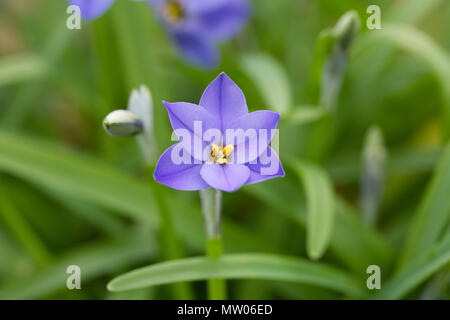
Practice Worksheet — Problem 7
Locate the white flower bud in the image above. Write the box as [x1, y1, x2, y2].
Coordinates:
[103, 110, 143, 137]
[128, 85, 153, 132]
[103, 85, 158, 164]
[128, 85, 157, 164]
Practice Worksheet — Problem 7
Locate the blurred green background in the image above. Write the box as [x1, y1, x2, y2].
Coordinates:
[0, 0, 449, 299]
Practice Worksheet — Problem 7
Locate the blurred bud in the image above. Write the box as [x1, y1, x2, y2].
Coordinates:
[128, 85, 152, 133]
[128, 85, 158, 164]
[363, 126, 386, 175]
[103, 110, 143, 137]
[103, 85, 157, 164]
[332, 10, 361, 51]
[320, 11, 361, 110]
[360, 126, 387, 226]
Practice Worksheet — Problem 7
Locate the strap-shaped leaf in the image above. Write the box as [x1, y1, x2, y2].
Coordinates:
[0, 233, 155, 299]
[240, 52, 293, 115]
[0, 130, 158, 225]
[108, 253, 365, 297]
[364, 24, 450, 138]
[0, 54, 48, 87]
[287, 159, 335, 260]
[398, 141, 450, 269]
[374, 233, 450, 299]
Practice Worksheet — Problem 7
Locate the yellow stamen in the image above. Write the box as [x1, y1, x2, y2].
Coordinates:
[211, 144, 220, 157]
[216, 158, 227, 165]
[210, 144, 234, 164]
[163, 1, 184, 23]
[223, 145, 234, 157]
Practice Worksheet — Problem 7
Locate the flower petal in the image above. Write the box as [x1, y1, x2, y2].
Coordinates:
[246, 147, 285, 184]
[182, 0, 239, 14]
[68, 0, 115, 20]
[163, 101, 221, 161]
[199, 72, 248, 131]
[171, 30, 219, 68]
[225, 110, 280, 164]
[200, 163, 250, 192]
[154, 143, 209, 191]
[196, 0, 250, 41]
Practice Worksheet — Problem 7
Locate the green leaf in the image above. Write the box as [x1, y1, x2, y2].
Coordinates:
[368, 24, 450, 138]
[244, 180, 394, 272]
[108, 253, 365, 297]
[285, 105, 326, 126]
[0, 182, 52, 268]
[386, 0, 444, 23]
[332, 199, 394, 272]
[0, 228, 30, 274]
[287, 159, 335, 260]
[0, 232, 155, 299]
[51, 194, 129, 239]
[0, 54, 48, 87]
[0, 130, 158, 226]
[398, 141, 450, 269]
[240, 53, 292, 115]
[374, 233, 450, 299]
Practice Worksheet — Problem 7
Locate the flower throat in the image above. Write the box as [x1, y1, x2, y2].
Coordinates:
[163, 1, 184, 23]
[210, 144, 234, 164]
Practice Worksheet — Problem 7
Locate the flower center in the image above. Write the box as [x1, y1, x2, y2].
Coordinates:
[210, 144, 234, 164]
[163, 1, 184, 24]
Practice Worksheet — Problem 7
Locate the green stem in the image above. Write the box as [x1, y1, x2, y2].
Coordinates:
[200, 188, 226, 300]
[150, 180, 193, 299]
[206, 237, 226, 300]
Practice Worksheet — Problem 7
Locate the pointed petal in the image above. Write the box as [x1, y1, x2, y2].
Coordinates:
[68, 0, 114, 20]
[183, 0, 242, 14]
[225, 110, 280, 164]
[197, 0, 250, 41]
[246, 147, 285, 184]
[171, 31, 219, 68]
[154, 144, 209, 191]
[163, 101, 221, 161]
[200, 163, 250, 192]
[199, 73, 248, 130]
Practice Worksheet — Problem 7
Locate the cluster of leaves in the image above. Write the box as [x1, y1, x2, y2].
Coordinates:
[0, 0, 449, 299]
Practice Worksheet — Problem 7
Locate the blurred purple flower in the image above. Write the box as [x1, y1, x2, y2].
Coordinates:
[68, 0, 115, 20]
[154, 73, 284, 193]
[148, 0, 250, 68]
[69, 0, 249, 68]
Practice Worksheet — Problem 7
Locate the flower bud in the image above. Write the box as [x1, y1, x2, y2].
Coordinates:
[319, 11, 361, 110]
[127, 85, 158, 164]
[360, 126, 387, 226]
[103, 110, 143, 137]
[128, 85, 153, 132]
[332, 10, 361, 51]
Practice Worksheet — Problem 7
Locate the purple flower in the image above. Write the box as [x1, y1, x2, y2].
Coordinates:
[68, 0, 115, 20]
[148, 0, 250, 68]
[154, 73, 285, 192]
[69, 0, 249, 68]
